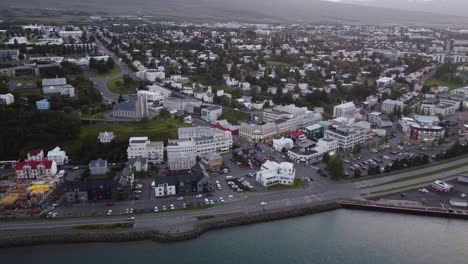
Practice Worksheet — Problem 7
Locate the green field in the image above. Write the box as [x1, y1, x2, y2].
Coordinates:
[11, 16, 84, 25]
[268, 179, 305, 191]
[79, 117, 187, 143]
[219, 110, 249, 124]
[424, 78, 464, 90]
[93, 65, 122, 78]
[106, 77, 138, 94]
[265, 60, 290, 67]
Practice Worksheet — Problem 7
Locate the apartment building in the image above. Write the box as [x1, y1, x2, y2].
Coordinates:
[201, 105, 223, 124]
[333, 102, 356, 119]
[239, 118, 298, 143]
[381, 99, 404, 114]
[368, 112, 393, 128]
[127, 137, 164, 164]
[324, 125, 366, 151]
[263, 104, 322, 128]
[166, 140, 197, 171]
[178, 127, 232, 157]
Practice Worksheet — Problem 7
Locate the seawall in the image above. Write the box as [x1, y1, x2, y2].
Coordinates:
[0, 202, 340, 248]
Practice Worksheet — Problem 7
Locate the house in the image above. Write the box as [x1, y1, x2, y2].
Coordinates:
[154, 176, 177, 197]
[333, 102, 356, 119]
[201, 105, 223, 123]
[89, 159, 109, 176]
[47, 146, 68, 166]
[272, 137, 294, 152]
[201, 152, 223, 171]
[376, 77, 394, 89]
[256, 160, 295, 187]
[368, 112, 393, 128]
[167, 141, 197, 172]
[98, 131, 115, 143]
[36, 99, 50, 110]
[16, 160, 57, 179]
[27, 149, 44, 161]
[64, 178, 130, 203]
[42, 78, 75, 97]
[0, 93, 14, 105]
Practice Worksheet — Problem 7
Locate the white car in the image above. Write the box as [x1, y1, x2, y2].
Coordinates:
[195, 194, 203, 198]
[154, 206, 159, 212]
[177, 197, 184, 201]
[219, 197, 225, 203]
[126, 216, 135, 221]
[129, 208, 134, 214]
[170, 204, 175, 210]
[107, 209, 113, 215]
[205, 198, 210, 205]
[461, 193, 466, 198]
[125, 208, 129, 214]
[260, 202, 268, 206]
[162, 205, 167, 211]
[228, 195, 234, 198]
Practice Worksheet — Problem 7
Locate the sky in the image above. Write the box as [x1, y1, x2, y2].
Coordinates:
[324, 0, 468, 16]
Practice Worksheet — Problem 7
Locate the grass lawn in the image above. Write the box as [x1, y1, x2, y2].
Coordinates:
[79, 117, 187, 143]
[106, 77, 138, 94]
[265, 60, 290, 67]
[424, 78, 464, 90]
[268, 179, 305, 191]
[14, 88, 41, 96]
[93, 65, 122, 78]
[12, 16, 84, 25]
[219, 110, 249, 124]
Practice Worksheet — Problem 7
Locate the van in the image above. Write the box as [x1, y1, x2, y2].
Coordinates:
[225, 175, 234, 181]
[151, 181, 155, 188]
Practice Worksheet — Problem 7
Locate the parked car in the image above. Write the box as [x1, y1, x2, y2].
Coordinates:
[154, 206, 159, 212]
[107, 209, 112, 215]
[177, 197, 184, 201]
[260, 202, 268, 206]
[170, 204, 175, 210]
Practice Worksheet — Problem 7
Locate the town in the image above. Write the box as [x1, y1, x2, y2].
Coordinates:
[2, 17, 468, 225]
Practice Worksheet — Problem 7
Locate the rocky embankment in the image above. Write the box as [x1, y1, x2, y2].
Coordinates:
[0, 202, 340, 248]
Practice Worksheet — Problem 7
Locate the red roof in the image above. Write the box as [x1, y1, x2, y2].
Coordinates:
[16, 159, 54, 170]
[27, 149, 43, 156]
[289, 130, 304, 139]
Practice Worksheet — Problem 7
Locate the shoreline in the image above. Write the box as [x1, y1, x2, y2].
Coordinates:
[0, 202, 340, 248]
[2, 200, 468, 248]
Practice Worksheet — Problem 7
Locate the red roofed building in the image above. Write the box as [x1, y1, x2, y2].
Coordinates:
[16, 159, 57, 179]
[289, 130, 305, 141]
[214, 120, 239, 135]
[27, 149, 44, 161]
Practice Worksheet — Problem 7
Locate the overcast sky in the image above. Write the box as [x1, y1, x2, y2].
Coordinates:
[325, 0, 468, 16]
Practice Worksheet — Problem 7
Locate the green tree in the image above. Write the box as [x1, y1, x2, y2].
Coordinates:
[326, 155, 344, 179]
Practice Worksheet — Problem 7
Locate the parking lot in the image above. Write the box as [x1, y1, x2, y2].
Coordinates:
[379, 179, 468, 209]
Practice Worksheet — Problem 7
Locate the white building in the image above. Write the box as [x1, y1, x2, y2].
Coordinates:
[376, 77, 394, 89]
[201, 105, 223, 124]
[166, 141, 197, 171]
[333, 102, 356, 119]
[324, 125, 366, 151]
[16, 160, 57, 179]
[256, 160, 295, 187]
[59, 31, 83, 39]
[273, 137, 294, 152]
[27, 149, 44, 161]
[154, 180, 177, 197]
[287, 138, 339, 164]
[98, 131, 115, 143]
[0, 93, 14, 105]
[381, 99, 404, 114]
[127, 137, 164, 164]
[239, 122, 278, 143]
[42, 78, 75, 97]
[47, 146, 68, 166]
[178, 127, 232, 157]
[263, 104, 322, 128]
[368, 112, 393, 128]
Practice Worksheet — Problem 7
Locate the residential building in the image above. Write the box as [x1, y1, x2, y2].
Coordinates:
[98, 131, 115, 143]
[333, 102, 356, 119]
[376, 77, 394, 89]
[201, 152, 223, 171]
[47, 146, 68, 166]
[36, 99, 50, 110]
[256, 160, 295, 187]
[42, 78, 75, 97]
[0, 93, 14, 105]
[263, 104, 322, 128]
[0, 49, 19, 60]
[127, 157, 148, 172]
[154, 176, 177, 197]
[381, 99, 404, 114]
[27, 149, 44, 161]
[127, 137, 164, 164]
[399, 116, 445, 141]
[16, 160, 57, 179]
[64, 178, 130, 203]
[89, 159, 109, 176]
[324, 125, 366, 151]
[420, 102, 436, 116]
[59, 31, 83, 39]
[201, 105, 223, 123]
[435, 103, 457, 116]
[368, 112, 393, 128]
[273, 137, 294, 152]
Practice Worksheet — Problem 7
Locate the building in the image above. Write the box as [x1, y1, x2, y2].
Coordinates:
[201, 105, 223, 123]
[287, 138, 339, 164]
[381, 99, 404, 114]
[89, 159, 108, 176]
[98, 131, 115, 143]
[64, 178, 129, 203]
[239, 122, 278, 143]
[376, 77, 394, 89]
[178, 127, 233, 157]
[16, 160, 57, 179]
[272, 137, 294, 152]
[333, 102, 356, 119]
[47, 147, 68, 166]
[0, 93, 14, 105]
[154, 176, 177, 197]
[304, 124, 323, 139]
[127, 137, 164, 164]
[166, 141, 197, 171]
[36, 99, 50, 110]
[420, 102, 436, 116]
[201, 152, 223, 171]
[127, 157, 148, 172]
[410, 123, 445, 141]
[324, 125, 366, 151]
[42, 78, 75, 97]
[368, 112, 393, 128]
[256, 160, 295, 187]
[59, 31, 83, 39]
[0, 49, 19, 60]
[27, 149, 44, 161]
[262, 105, 322, 128]
[435, 103, 457, 116]
[112, 91, 149, 119]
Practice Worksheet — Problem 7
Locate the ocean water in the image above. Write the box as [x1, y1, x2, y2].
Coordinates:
[2, 209, 468, 264]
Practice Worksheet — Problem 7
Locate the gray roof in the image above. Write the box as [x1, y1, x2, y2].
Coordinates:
[203, 152, 222, 161]
[89, 159, 107, 167]
[205, 105, 222, 111]
[113, 101, 135, 111]
[0, 50, 18, 56]
[42, 78, 67, 87]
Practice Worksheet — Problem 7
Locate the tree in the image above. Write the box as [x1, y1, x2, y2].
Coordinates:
[353, 143, 361, 155]
[326, 155, 344, 179]
[118, 94, 124, 103]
